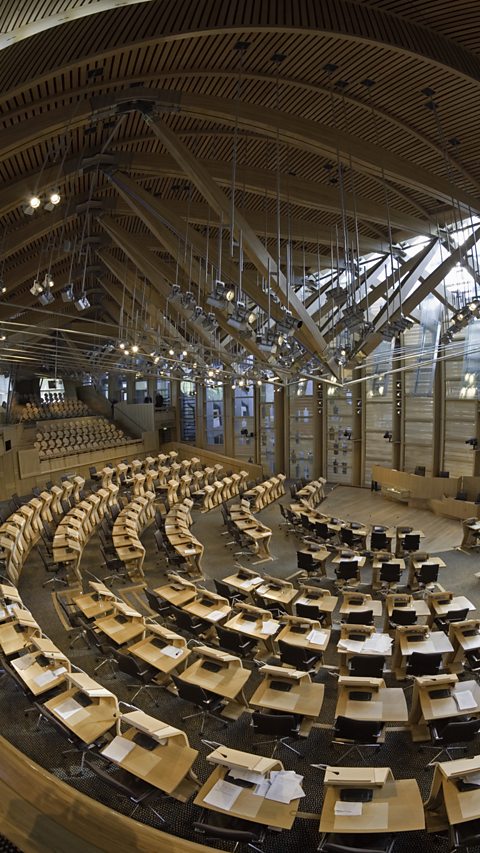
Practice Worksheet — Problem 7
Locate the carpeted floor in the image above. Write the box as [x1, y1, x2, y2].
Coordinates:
[4, 483, 480, 852]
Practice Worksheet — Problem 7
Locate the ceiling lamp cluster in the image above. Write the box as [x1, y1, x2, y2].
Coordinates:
[441, 300, 480, 344]
[24, 190, 61, 216]
[30, 273, 55, 305]
[380, 315, 414, 341]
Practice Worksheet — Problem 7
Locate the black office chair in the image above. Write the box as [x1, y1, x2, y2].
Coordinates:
[334, 561, 360, 588]
[348, 655, 385, 679]
[194, 809, 265, 853]
[424, 717, 480, 767]
[215, 624, 257, 657]
[346, 609, 374, 626]
[296, 602, 328, 624]
[279, 503, 294, 533]
[84, 625, 118, 678]
[434, 607, 470, 633]
[251, 711, 302, 758]
[113, 650, 163, 704]
[465, 648, 480, 674]
[314, 521, 335, 542]
[214, 578, 246, 604]
[370, 531, 389, 552]
[83, 752, 166, 823]
[389, 607, 417, 629]
[332, 715, 384, 762]
[401, 533, 421, 554]
[378, 562, 402, 591]
[278, 638, 323, 672]
[100, 547, 128, 585]
[170, 605, 209, 638]
[144, 587, 172, 619]
[297, 551, 324, 575]
[37, 547, 67, 588]
[449, 816, 480, 853]
[89, 466, 102, 482]
[414, 563, 439, 589]
[340, 527, 363, 549]
[171, 673, 224, 734]
[318, 832, 395, 853]
[406, 651, 442, 678]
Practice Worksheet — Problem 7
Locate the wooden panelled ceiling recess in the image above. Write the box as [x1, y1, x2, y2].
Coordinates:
[0, 0, 479, 385]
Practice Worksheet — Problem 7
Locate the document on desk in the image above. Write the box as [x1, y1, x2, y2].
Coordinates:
[34, 669, 58, 687]
[12, 654, 36, 671]
[183, 548, 198, 555]
[203, 779, 243, 810]
[265, 770, 305, 803]
[55, 698, 85, 720]
[363, 635, 392, 655]
[102, 735, 136, 763]
[261, 619, 280, 635]
[307, 629, 328, 645]
[208, 610, 226, 622]
[454, 689, 477, 710]
[338, 639, 366, 654]
[335, 801, 362, 816]
[241, 576, 263, 589]
[159, 644, 183, 659]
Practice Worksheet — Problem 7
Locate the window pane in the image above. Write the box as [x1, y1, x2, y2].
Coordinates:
[180, 380, 196, 442]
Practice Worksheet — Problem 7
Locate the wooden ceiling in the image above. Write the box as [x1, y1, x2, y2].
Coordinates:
[0, 0, 478, 380]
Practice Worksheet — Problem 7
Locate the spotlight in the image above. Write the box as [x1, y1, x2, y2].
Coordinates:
[169, 284, 182, 301]
[29, 195, 41, 210]
[44, 190, 61, 211]
[227, 301, 249, 331]
[30, 279, 44, 296]
[61, 284, 75, 302]
[168, 348, 174, 356]
[38, 290, 55, 306]
[131, 344, 139, 353]
[42, 274, 54, 289]
[119, 342, 126, 350]
[75, 295, 90, 311]
[206, 280, 235, 308]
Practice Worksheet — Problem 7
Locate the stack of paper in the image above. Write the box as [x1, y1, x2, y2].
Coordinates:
[307, 629, 328, 645]
[159, 644, 183, 659]
[203, 779, 243, 810]
[454, 690, 477, 710]
[208, 610, 226, 622]
[262, 619, 280, 635]
[264, 770, 305, 804]
[55, 698, 83, 720]
[34, 670, 58, 688]
[102, 736, 136, 763]
[363, 635, 392, 655]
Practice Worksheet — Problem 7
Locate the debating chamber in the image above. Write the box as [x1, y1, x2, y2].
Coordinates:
[1, 2, 480, 852]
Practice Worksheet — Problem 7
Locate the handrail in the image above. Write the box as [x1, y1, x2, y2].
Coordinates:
[0, 735, 220, 853]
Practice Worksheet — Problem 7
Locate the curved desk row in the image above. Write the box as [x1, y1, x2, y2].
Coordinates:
[112, 493, 156, 577]
[243, 474, 286, 512]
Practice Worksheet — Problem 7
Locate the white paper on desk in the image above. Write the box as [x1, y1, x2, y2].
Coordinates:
[307, 629, 327, 645]
[34, 669, 57, 687]
[261, 619, 280, 635]
[12, 654, 35, 671]
[253, 779, 271, 797]
[53, 666, 67, 677]
[6, 604, 15, 615]
[265, 770, 305, 804]
[334, 801, 363, 816]
[209, 610, 226, 622]
[55, 698, 83, 720]
[454, 689, 477, 710]
[102, 735, 136, 763]
[229, 768, 267, 785]
[363, 635, 392, 655]
[203, 779, 243, 811]
[242, 576, 263, 589]
[183, 548, 197, 555]
[338, 639, 365, 653]
[0, 609, 5, 619]
[159, 644, 183, 659]
[256, 585, 269, 595]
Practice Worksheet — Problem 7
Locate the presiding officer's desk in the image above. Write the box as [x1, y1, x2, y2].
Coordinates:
[408, 673, 480, 741]
[294, 584, 338, 626]
[249, 663, 325, 736]
[447, 618, 480, 671]
[94, 601, 145, 646]
[392, 625, 454, 680]
[223, 602, 281, 653]
[319, 766, 425, 835]
[194, 744, 301, 830]
[383, 593, 430, 632]
[44, 671, 119, 744]
[100, 708, 199, 801]
[177, 644, 251, 719]
[425, 755, 480, 832]
[335, 675, 408, 723]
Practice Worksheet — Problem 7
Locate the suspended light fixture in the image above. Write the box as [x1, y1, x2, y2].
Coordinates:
[206, 280, 235, 308]
[75, 294, 90, 311]
[61, 284, 75, 302]
[38, 290, 55, 306]
[30, 279, 44, 296]
[44, 190, 61, 211]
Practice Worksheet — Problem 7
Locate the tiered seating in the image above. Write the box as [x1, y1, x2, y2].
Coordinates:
[20, 397, 90, 422]
[34, 416, 134, 459]
[243, 473, 286, 511]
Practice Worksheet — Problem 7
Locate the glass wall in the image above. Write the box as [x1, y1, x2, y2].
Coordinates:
[134, 379, 148, 403]
[260, 384, 276, 474]
[179, 380, 196, 442]
[234, 385, 255, 463]
[443, 323, 479, 477]
[326, 385, 353, 484]
[205, 385, 224, 447]
[403, 296, 440, 475]
[363, 341, 393, 485]
[155, 378, 171, 408]
[289, 379, 314, 480]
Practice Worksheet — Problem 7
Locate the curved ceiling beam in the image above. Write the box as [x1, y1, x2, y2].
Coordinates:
[0, 91, 476, 218]
[0, 0, 156, 50]
[5, 70, 474, 194]
[1, 0, 479, 106]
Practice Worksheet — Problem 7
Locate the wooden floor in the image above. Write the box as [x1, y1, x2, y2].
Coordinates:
[322, 486, 463, 553]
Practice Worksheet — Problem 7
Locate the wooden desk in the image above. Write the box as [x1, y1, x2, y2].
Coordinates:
[73, 582, 116, 620]
[320, 766, 424, 834]
[128, 624, 190, 680]
[100, 709, 198, 799]
[335, 675, 408, 723]
[448, 619, 480, 671]
[337, 627, 392, 675]
[383, 594, 430, 632]
[276, 618, 330, 655]
[372, 557, 405, 589]
[44, 672, 119, 744]
[427, 593, 475, 626]
[254, 580, 298, 613]
[339, 593, 383, 619]
[0, 615, 39, 657]
[224, 607, 281, 652]
[178, 647, 251, 719]
[425, 756, 480, 831]
[95, 606, 145, 646]
[295, 586, 338, 626]
[153, 578, 198, 608]
[392, 627, 454, 680]
[409, 673, 480, 740]
[194, 746, 300, 830]
[183, 592, 231, 625]
[249, 665, 324, 735]
[408, 556, 446, 589]
[297, 545, 330, 576]
[222, 568, 264, 595]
